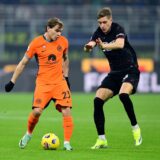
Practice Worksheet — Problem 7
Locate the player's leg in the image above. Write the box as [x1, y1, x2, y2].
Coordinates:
[119, 82, 137, 125]
[19, 108, 43, 149]
[91, 88, 113, 149]
[61, 106, 73, 151]
[27, 108, 43, 134]
[19, 85, 51, 149]
[91, 73, 119, 149]
[119, 81, 142, 146]
[54, 81, 73, 151]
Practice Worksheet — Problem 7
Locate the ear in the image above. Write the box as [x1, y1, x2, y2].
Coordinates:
[109, 17, 112, 22]
[47, 26, 50, 32]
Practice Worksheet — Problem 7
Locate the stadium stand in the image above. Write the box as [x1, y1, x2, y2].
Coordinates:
[0, 2, 159, 61]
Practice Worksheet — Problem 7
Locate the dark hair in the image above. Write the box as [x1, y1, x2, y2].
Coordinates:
[45, 17, 64, 31]
[97, 7, 112, 19]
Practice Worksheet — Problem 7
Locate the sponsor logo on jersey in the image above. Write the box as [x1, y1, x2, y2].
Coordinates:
[46, 54, 57, 64]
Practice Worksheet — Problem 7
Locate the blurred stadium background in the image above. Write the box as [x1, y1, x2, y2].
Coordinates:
[0, 0, 160, 93]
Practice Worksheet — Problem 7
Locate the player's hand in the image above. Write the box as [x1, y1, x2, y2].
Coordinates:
[65, 77, 70, 89]
[5, 81, 15, 92]
[96, 38, 105, 49]
[84, 44, 93, 52]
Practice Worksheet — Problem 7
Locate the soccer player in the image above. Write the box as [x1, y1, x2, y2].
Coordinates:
[84, 7, 142, 149]
[5, 18, 73, 151]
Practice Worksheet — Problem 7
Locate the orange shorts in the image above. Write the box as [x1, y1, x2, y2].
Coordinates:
[32, 80, 72, 111]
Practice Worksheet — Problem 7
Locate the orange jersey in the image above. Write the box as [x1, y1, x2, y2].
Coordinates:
[25, 35, 68, 85]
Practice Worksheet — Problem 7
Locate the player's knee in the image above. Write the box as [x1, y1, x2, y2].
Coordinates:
[61, 106, 72, 117]
[32, 107, 43, 117]
[119, 93, 129, 102]
[96, 88, 113, 100]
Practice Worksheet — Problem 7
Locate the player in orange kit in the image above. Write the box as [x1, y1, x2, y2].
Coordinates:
[5, 17, 73, 151]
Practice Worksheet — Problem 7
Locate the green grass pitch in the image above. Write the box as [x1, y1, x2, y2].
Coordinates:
[0, 93, 160, 160]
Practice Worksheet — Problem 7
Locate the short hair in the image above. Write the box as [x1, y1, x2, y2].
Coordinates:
[97, 7, 112, 19]
[46, 17, 64, 31]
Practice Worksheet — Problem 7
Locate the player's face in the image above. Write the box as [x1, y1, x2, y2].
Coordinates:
[48, 25, 63, 41]
[98, 16, 112, 33]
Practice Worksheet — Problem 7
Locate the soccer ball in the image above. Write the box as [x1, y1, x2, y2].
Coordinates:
[41, 133, 60, 150]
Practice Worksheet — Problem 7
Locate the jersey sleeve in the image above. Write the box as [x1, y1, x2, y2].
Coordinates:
[115, 25, 125, 39]
[25, 39, 37, 59]
[63, 37, 69, 54]
[90, 29, 99, 42]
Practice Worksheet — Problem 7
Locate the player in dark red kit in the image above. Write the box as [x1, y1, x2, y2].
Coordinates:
[84, 7, 142, 149]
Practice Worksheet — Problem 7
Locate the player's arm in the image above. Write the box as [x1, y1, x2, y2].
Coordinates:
[5, 55, 30, 92]
[63, 51, 69, 77]
[63, 51, 70, 89]
[96, 37, 124, 50]
[11, 54, 30, 83]
[84, 41, 96, 52]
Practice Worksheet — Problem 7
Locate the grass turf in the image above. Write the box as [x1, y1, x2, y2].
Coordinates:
[0, 93, 160, 160]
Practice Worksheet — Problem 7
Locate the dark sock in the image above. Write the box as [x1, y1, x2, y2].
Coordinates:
[94, 97, 105, 135]
[119, 93, 137, 126]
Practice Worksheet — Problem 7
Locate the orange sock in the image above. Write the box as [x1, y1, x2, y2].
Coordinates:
[27, 112, 39, 134]
[63, 116, 73, 142]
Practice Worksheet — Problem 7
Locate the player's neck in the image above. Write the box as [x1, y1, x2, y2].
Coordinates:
[43, 33, 53, 42]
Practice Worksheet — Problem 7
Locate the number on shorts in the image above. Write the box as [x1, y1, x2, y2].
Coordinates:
[62, 91, 70, 99]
